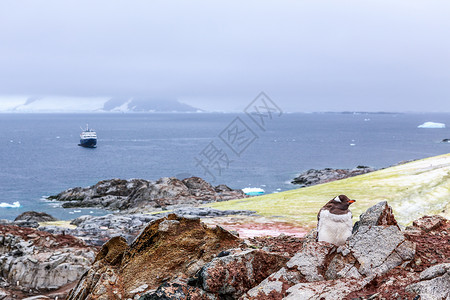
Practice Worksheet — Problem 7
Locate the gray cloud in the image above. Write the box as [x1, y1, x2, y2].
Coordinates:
[0, 0, 449, 112]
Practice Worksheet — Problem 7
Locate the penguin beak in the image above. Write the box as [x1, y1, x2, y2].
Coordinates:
[348, 199, 356, 204]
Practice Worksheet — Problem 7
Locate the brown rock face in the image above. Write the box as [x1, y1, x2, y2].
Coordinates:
[412, 215, 447, 232]
[67, 214, 240, 299]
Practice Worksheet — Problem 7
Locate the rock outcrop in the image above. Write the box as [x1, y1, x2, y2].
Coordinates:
[0, 224, 95, 299]
[291, 166, 376, 187]
[59, 203, 449, 300]
[49, 177, 246, 211]
[67, 214, 242, 299]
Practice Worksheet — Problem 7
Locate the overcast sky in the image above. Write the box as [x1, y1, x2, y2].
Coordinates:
[0, 0, 449, 112]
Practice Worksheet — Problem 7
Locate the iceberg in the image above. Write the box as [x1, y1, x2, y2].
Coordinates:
[0, 201, 21, 208]
[418, 122, 446, 129]
[242, 187, 265, 196]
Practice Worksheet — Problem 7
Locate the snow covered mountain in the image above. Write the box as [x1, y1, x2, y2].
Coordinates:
[0, 97, 201, 113]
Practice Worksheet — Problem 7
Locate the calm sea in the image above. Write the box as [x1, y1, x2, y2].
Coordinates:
[1, 112, 449, 220]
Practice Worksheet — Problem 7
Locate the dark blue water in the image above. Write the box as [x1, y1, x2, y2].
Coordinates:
[1, 113, 449, 220]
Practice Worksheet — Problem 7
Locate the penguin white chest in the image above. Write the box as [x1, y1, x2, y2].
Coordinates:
[318, 210, 353, 246]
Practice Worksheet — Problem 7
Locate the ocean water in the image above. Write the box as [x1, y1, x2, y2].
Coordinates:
[1, 112, 449, 220]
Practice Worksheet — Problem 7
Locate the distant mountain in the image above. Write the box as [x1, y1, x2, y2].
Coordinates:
[1, 97, 202, 113]
[103, 98, 201, 112]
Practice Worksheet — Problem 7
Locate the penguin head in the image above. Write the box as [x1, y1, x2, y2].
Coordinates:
[332, 194, 356, 209]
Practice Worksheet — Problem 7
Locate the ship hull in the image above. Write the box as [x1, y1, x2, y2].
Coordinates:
[78, 138, 97, 148]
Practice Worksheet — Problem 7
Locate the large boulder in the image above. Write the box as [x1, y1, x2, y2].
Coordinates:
[327, 225, 415, 278]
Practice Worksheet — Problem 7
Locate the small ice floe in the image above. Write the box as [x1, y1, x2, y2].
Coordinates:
[364, 118, 370, 121]
[56, 136, 60, 139]
[90, 211, 94, 214]
[418, 122, 446, 129]
[350, 143, 356, 146]
[73, 210, 81, 213]
[0, 201, 21, 208]
[242, 187, 265, 196]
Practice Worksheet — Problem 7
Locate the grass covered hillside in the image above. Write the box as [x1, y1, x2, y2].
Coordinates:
[207, 153, 450, 228]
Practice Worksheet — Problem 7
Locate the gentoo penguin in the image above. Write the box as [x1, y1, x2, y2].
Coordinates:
[317, 195, 356, 246]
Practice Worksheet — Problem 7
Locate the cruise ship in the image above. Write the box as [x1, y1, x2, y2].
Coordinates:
[78, 124, 97, 148]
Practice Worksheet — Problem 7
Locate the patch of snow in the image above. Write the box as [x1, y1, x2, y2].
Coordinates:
[418, 122, 446, 128]
[111, 98, 132, 112]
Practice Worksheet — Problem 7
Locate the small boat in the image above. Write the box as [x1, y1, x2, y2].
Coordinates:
[78, 124, 97, 148]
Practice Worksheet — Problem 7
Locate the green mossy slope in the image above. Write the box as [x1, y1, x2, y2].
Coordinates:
[207, 153, 450, 228]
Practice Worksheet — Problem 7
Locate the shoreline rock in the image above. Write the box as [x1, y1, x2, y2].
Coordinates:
[49, 176, 247, 212]
[291, 166, 376, 187]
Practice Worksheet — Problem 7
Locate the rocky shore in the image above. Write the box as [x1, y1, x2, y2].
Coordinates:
[1, 201, 447, 299]
[291, 166, 376, 187]
[48, 176, 246, 212]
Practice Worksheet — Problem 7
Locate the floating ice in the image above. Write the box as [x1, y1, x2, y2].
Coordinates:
[0, 201, 20, 208]
[242, 187, 265, 196]
[418, 122, 446, 128]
